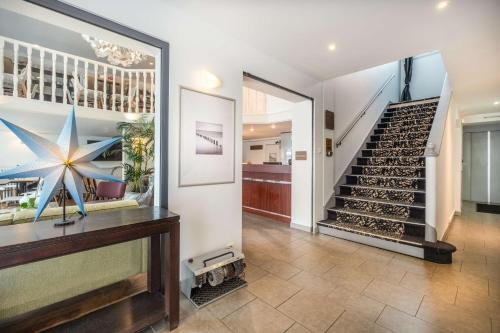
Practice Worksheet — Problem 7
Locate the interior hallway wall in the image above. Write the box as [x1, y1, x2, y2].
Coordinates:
[401, 52, 446, 101]
[63, 0, 319, 280]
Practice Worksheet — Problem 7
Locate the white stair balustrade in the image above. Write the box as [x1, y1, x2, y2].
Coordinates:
[0, 35, 155, 114]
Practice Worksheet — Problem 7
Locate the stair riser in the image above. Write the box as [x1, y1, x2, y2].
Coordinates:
[336, 197, 426, 220]
[378, 118, 434, 129]
[367, 139, 427, 149]
[382, 112, 435, 122]
[327, 211, 425, 238]
[371, 132, 430, 142]
[340, 186, 425, 204]
[385, 108, 436, 118]
[374, 124, 432, 135]
[352, 165, 425, 178]
[346, 175, 426, 190]
[362, 148, 425, 157]
[357, 157, 425, 167]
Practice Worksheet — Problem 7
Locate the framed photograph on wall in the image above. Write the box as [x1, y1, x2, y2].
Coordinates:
[179, 87, 236, 187]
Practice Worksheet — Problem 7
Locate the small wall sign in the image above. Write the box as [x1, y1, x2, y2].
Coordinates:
[325, 110, 335, 130]
[295, 151, 307, 160]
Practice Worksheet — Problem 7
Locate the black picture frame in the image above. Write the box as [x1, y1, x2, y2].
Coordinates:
[24, 0, 170, 209]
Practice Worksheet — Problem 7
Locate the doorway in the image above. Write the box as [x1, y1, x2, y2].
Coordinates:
[241, 72, 314, 231]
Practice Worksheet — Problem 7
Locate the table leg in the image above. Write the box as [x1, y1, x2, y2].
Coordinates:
[148, 234, 161, 293]
[162, 223, 179, 330]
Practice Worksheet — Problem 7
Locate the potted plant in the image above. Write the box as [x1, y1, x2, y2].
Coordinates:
[116, 117, 155, 194]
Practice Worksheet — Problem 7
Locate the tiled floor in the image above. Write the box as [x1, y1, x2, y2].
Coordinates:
[155, 201, 500, 333]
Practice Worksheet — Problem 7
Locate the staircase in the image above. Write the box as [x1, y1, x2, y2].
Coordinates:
[318, 98, 440, 258]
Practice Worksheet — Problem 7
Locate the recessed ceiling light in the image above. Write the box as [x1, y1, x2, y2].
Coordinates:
[436, 1, 449, 10]
[494, 101, 500, 105]
[271, 124, 276, 129]
[149, 61, 154, 65]
[328, 43, 336, 51]
[250, 127, 255, 132]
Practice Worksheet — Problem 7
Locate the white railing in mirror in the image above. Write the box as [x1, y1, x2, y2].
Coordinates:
[0, 36, 155, 113]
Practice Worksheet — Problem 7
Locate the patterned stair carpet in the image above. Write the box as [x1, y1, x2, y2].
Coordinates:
[318, 99, 438, 248]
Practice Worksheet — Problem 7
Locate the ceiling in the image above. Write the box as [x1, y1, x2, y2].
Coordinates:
[166, 0, 500, 115]
[243, 121, 291, 140]
[0, 8, 155, 69]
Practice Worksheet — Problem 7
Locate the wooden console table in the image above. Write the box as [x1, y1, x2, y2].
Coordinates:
[0, 207, 180, 333]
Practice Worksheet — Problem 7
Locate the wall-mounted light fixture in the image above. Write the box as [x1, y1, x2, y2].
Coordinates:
[198, 70, 222, 89]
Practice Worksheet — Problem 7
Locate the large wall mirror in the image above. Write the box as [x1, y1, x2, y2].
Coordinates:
[0, 0, 169, 326]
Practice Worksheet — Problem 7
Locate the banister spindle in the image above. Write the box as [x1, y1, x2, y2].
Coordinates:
[26, 46, 32, 99]
[13, 43, 18, 97]
[39, 49, 45, 101]
[63, 56, 67, 104]
[0, 39, 4, 96]
[143, 72, 147, 113]
[94, 63, 98, 108]
[84, 62, 88, 108]
[150, 72, 155, 113]
[120, 70, 124, 112]
[128, 72, 132, 113]
[51, 53, 56, 103]
[112, 68, 116, 111]
[73, 59, 78, 105]
[134, 72, 139, 113]
[103, 66, 107, 110]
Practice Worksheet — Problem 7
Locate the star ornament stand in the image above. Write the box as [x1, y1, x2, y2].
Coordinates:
[0, 108, 123, 226]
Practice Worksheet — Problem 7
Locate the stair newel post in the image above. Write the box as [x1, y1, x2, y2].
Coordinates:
[39, 49, 45, 101]
[13, 42, 18, 98]
[425, 143, 438, 242]
[0, 38, 4, 96]
[51, 53, 56, 103]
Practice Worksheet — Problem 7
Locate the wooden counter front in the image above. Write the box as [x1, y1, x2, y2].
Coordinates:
[242, 164, 291, 223]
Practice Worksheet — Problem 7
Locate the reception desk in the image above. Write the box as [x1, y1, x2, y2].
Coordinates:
[242, 164, 291, 223]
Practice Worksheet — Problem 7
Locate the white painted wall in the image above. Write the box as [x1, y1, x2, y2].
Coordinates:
[434, 97, 461, 239]
[401, 52, 446, 101]
[291, 100, 313, 231]
[242, 138, 280, 164]
[61, 0, 318, 281]
[327, 62, 400, 184]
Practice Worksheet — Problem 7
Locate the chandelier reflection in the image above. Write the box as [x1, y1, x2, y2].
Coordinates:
[81, 34, 145, 67]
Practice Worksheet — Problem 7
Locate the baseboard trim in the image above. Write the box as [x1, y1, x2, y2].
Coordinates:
[318, 226, 424, 258]
[243, 207, 290, 223]
[290, 222, 312, 233]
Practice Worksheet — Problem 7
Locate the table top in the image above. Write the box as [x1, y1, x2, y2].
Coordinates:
[0, 206, 179, 252]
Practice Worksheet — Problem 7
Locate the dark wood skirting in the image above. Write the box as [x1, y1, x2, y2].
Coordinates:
[243, 206, 291, 223]
[0, 207, 180, 332]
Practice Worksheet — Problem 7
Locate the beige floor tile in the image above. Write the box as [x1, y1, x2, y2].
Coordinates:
[329, 286, 385, 321]
[327, 311, 391, 333]
[432, 269, 490, 297]
[206, 289, 256, 319]
[389, 255, 437, 276]
[278, 289, 344, 333]
[247, 274, 301, 307]
[356, 260, 407, 285]
[350, 245, 395, 265]
[173, 308, 231, 333]
[244, 262, 268, 283]
[223, 299, 294, 333]
[289, 270, 337, 293]
[285, 322, 313, 333]
[490, 279, 500, 300]
[461, 261, 500, 280]
[292, 253, 337, 275]
[376, 306, 449, 333]
[363, 279, 424, 315]
[455, 288, 500, 320]
[260, 257, 302, 280]
[399, 271, 457, 304]
[245, 249, 272, 267]
[416, 296, 491, 333]
[494, 318, 500, 333]
[323, 265, 373, 293]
